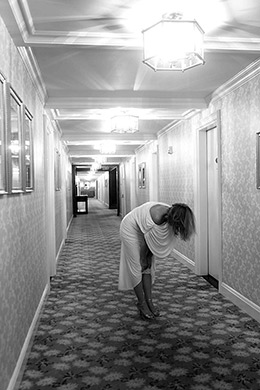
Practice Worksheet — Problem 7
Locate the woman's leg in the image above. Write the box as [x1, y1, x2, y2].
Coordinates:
[142, 271, 160, 317]
[142, 272, 152, 301]
[134, 281, 153, 318]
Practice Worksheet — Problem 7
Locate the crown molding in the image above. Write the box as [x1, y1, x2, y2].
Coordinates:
[8, 0, 260, 51]
[209, 58, 260, 103]
[64, 132, 156, 143]
[204, 36, 260, 53]
[17, 47, 47, 104]
[45, 96, 207, 112]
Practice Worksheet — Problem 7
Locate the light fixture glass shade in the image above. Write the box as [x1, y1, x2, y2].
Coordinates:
[90, 161, 101, 171]
[99, 143, 116, 154]
[142, 15, 205, 72]
[111, 114, 139, 134]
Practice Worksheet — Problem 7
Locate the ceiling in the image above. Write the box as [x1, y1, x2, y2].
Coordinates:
[1, 0, 260, 176]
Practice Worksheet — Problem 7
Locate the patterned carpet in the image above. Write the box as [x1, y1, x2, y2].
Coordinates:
[16, 199, 260, 390]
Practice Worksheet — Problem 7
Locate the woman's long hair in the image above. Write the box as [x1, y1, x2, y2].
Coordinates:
[166, 203, 196, 241]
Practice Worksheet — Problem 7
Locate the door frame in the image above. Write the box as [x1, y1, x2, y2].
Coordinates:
[120, 163, 126, 217]
[149, 146, 159, 201]
[44, 115, 56, 277]
[130, 157, 137, 210]
[194, 110, 222, 286]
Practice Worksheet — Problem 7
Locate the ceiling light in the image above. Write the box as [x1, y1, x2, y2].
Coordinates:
[90, 161, 101, 171]
[111, 114, 139, 134]
[142, 12, 205, 72]
[100, 143, 116, 154]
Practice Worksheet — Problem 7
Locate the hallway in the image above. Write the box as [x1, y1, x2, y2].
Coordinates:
[16, 199, 260, 390]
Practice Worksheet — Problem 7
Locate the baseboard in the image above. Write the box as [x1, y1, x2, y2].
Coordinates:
[67, 215, 73, 232]
[220, 282, 260, 323]
[172, 249, 195, 273]
[7, 283, 50, 390]
[56, 237, 65, 264]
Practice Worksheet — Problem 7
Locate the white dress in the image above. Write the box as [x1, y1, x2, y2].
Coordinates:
[118, 202, 176, 291]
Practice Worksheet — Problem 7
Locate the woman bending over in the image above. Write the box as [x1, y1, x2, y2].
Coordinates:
[118, 202, 195, 320]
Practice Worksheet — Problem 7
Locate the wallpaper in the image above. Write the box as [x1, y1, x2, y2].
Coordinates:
[158, 123, 196, 262]
[0, 80, 47, 390]
[220, 77, 260, 305]
[0, 16, 72, 390]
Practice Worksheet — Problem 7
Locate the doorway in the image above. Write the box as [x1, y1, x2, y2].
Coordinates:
[195, 114, 222, 288]
[72, 164, 119, 216]
[206, 127, 220, 282]
[109, 167, 119, 212]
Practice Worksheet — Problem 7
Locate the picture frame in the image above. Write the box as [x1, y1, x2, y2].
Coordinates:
[7, 85, 23, 193]
[138, 162, 146, 189]
[24, 106, 34, 191]
[0, 80, 35, 195]
[0, 73, 7, 194]
[256, 132, 260, 189]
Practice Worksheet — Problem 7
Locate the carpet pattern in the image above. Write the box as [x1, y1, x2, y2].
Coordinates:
[17, 199, 260, 390]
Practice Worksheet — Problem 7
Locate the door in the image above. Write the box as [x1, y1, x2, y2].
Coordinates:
[109, 166, 119, 213]
[206, 127, 219, 280]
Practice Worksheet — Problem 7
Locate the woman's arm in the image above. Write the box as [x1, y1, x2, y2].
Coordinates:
[140, 238, 153, 271]
[150, 204, 169, 225]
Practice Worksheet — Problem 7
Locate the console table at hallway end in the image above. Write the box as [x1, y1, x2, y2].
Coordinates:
[75, 195, 88, 214]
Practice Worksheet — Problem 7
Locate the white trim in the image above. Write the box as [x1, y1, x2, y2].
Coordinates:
[194, 127, 208, 275]
[17, 47, 47, 104]
[220, 283, 260, 324]
[208, 58, 260, 104]
[56, 238, 65, 264]
[8, 1, 260, 51]
[67, 215, 73, 233]
[194, 113, 222, 281]
[172, 249, 195, 273]
[6, 283, 50, 390]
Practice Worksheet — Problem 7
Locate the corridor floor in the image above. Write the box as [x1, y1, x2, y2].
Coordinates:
[16, 199, 260, 390]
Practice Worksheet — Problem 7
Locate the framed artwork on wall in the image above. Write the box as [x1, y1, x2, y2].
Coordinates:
[256, 132, 260, 189]
[0, 79, 35, 195]
[24, 106, 34, 191]
[138, 162, 146, 189]
[8, 86, 23, 193]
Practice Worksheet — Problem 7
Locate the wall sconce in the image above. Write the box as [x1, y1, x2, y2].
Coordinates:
[168, 146, 173, 154]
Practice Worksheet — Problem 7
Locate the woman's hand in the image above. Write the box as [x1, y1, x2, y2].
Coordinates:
[140, 241, 153, 271]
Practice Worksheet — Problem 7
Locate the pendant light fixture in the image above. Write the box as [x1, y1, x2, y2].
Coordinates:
[111, 114, 139, 134]
[142, 12, 205, 72]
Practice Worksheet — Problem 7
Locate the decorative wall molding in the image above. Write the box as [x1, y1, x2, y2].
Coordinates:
[7, 283, 50, 390]
[18, 47, 47, 104]
[220, 283, 260, 324]
[43, 113, 55, 135]
[8, 0, 260, 51]
[209, 58, 260, 104]
[56, 237, 66, 265]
